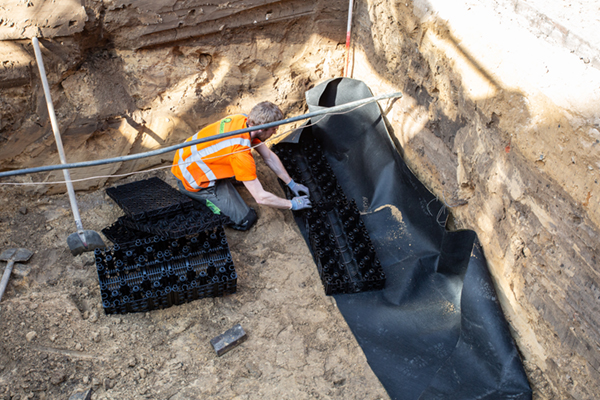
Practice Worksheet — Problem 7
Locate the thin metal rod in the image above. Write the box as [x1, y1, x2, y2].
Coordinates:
[344, 0, 354, 77]
[0, 261, 15, 302]
[32, 38, 86, 237]
[0, 84, 401, 179]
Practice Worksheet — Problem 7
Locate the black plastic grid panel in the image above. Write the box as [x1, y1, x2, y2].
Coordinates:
[120, 209, 231, 239]
[101, 217, 154, 247]
[273, 132, 385, 295]
[95, 227, 237, 314]
[105, 177, 195, 221]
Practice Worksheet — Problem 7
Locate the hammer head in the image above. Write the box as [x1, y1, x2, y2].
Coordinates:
[0, 248, 33, 263]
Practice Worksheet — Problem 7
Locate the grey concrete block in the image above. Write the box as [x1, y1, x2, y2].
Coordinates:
[210, 324, 247, 356]
[69, 388, 92, 400]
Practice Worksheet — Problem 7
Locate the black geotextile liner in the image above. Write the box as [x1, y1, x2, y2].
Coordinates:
[282, 78, 532, 400]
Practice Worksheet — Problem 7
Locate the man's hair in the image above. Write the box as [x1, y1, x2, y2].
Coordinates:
[247, 101, 283, 127]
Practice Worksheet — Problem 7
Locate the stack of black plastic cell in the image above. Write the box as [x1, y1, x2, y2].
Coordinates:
[273, 133, 386, 295]
[99, 177, 234, 314]
[95, 228, 236, 314]
[102, 177, 230, 246]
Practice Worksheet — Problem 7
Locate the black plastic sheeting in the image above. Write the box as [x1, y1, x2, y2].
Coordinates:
[283, 78, 532, 400]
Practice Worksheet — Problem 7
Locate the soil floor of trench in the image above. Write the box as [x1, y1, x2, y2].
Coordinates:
[0, 158, 390, 400]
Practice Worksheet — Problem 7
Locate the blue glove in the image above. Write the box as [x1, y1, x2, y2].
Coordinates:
[287, 179, 310, 197]
[290, 195, 312, 210]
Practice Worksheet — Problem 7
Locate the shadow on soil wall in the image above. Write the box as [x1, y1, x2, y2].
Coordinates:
[349, 1, 600, 399]
[0, 0, 347, 193]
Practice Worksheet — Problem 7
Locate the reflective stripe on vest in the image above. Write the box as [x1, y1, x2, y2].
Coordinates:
[175, 135, 252, 189]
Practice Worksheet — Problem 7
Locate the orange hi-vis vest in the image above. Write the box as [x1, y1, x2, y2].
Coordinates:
[171, 114, 260, 192]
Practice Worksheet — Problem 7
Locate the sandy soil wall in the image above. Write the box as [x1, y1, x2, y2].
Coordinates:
[350, 1, 600, 399]
[0, 0, 346, 192]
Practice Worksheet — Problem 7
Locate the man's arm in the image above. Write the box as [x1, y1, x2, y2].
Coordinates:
[243, 178, 292, 209]
[254, 142, 311, 197]
[253, 142, 292, 184]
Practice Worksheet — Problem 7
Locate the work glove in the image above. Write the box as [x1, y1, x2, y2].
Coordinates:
[287, 179, 310, 197]
[290, 195, 312, 211]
